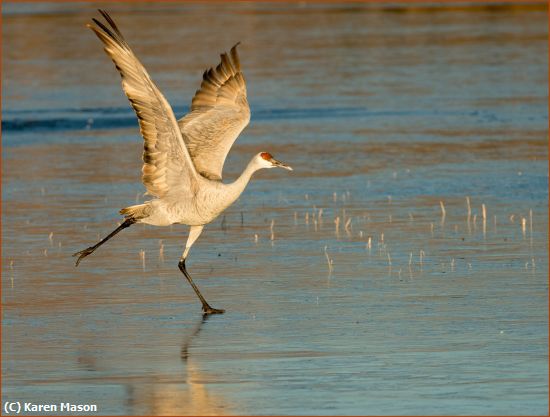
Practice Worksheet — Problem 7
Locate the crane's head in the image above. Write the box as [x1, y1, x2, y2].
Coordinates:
[257, 152, 293, 171]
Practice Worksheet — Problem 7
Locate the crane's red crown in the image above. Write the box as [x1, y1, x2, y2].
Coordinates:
[260, 152, 273, 160]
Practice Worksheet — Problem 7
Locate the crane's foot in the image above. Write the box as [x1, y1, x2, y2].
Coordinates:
[202, 304, 225, 315]
[179, 259, 225, 315]
[72, 247, 96, 267]
[73, 218, 136, 267]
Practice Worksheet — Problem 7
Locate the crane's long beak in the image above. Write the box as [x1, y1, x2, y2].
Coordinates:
[271, 158, 293, 171]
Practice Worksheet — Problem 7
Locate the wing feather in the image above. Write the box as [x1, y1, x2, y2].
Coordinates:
[178, 43, 250, 181]
[89, 10, 198, 198]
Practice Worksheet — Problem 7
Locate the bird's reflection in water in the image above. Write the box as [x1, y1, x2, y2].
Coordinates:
[180, 314, 210, 362]
[78, 315, 239, 416]
[122, 315, 234, 416]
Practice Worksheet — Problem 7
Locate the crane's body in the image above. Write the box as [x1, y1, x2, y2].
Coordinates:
[122, 156, 269, 227]
[73, 10, 292, 315]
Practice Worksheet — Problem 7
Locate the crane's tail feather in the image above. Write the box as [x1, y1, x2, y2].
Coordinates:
[120, 203, 150, 220]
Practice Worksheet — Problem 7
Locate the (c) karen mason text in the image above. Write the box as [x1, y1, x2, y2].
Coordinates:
[4, 402, 98, 414]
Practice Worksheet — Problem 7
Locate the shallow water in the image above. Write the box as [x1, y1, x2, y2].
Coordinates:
[2, 2, 548, 415]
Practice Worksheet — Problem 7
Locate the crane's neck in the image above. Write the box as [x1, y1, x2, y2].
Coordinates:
[223, 157, 263, 207]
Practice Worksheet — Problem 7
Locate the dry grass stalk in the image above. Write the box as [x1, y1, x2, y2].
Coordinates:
[482, 204, 487, 236]
[139, 249, 145, 269]
[159, 240, 164, 261]
[344, 217, 352, 236]
[466, 196, 472, 233]
[324, 246, 334, 273]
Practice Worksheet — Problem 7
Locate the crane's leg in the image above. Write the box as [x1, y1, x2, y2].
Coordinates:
[178, 225, 225, 315]
[73, 218, 136, 266]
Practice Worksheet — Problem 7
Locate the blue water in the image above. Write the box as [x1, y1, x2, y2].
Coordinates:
[2, 2, 548, 416]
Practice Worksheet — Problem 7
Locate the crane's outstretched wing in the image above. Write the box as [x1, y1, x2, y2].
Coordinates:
[178, 43, 250, 181]
[88, 10, 198, 198]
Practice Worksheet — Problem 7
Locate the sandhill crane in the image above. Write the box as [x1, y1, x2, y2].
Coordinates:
[73, 10, 292, 315]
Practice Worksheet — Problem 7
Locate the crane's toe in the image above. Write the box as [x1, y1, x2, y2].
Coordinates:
[72, 247, 95, 267]
[202, 305, 225, 315]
